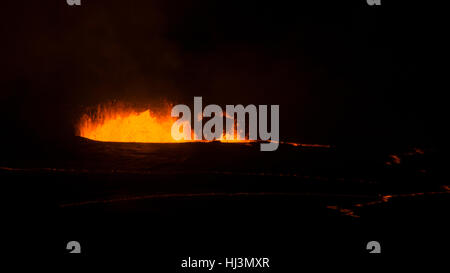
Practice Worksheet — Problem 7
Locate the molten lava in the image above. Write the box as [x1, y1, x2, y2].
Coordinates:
[77, 103, 249, 143]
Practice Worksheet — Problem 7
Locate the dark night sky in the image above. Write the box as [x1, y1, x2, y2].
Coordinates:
[0, 0, 444, 152]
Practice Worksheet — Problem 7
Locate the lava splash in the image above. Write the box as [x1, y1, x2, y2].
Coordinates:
[77, 102, 247, 143]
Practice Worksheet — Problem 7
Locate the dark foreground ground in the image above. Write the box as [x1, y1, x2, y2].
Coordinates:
[3, 137, 449, 268]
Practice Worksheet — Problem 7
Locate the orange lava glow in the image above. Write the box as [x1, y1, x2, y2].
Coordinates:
[77, 103, 250, 143]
